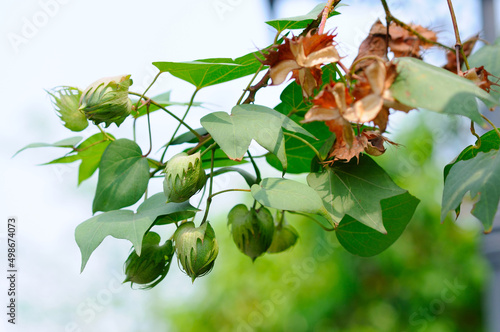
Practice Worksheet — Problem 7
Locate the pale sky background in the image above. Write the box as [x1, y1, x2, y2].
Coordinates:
[0, 0, 495, 331]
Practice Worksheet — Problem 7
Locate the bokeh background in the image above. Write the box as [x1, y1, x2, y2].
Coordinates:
[1, 0, 498, 331]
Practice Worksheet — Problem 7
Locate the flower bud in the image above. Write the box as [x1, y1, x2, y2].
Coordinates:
[227, 204, 274, 261]
[48, 86, 88, 132]
[79, 75, 133, 127]
[173, 222, 218, 282]
[267, 223, 299, 254]
[124, 232, 174, 289]
[163, 152, 207, 203]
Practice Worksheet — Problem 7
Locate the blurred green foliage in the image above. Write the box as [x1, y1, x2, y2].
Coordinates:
[156, 112, 490, 332]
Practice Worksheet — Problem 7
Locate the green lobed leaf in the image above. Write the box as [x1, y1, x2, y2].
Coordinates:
[391, 57, 497, 124]
[274, 81, 312, 117]
[200, 149, 248, 169]
[153, 51, 266, 89]
[444, 129, 500, 180]
[92, 139, 150, 213]
[307, 155, 407, 233]
[44, 133, 114, 185]
[468, 38, 500, 76]
[266, 121, 333, 174]
[14, 136, 83, 157]
[201, 104, 314, 172]
[265, 3, 342, 32]
[336, 192, 419, 257]
[442, 149, 500, 233]
[76, 193, 197, 271]
[251, 178, 331, 222]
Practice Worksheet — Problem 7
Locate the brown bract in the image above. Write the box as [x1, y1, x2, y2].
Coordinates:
[264, 32, 340, 98]
[346, 61, 413, 128]
[325, 130, 397, 164]
[303, 81, 355, 147]
[462, 66, 500, 93]
[303, 61, 411, 164]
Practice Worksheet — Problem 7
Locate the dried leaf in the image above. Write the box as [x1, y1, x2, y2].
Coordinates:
[389, 23, 437, 58]
[351, 20, 388, 72]
[373, 107, 389, 133]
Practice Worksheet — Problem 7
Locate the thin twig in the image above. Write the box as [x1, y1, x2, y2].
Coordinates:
[143, 102, 153, 157]
[301, 0, 342, 36]
[129, 91, 202, 141]
[481, 114, 500, 140]
[470, 121, 481, 149]
[446, 0, 470, 72]
[243, 71, 270, 104]
[237, 64, 264, 105]
[201, 149, 215, 225]
[160, 88, 200, 163]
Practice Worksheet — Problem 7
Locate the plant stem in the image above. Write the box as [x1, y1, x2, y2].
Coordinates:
[161, 88, 200, 163]
[380, 0, 454, 52]
[247, 150, 261, 183]
[290, 211, 336, 231]
[187, 136, 213, 155]
[201, 148, 215, 225]
[96, 124, 115, 141]
[143, 103, 153, 157]
[481, 115, 500, 140]
[237, 63, 264, 105]
[446, 0, 470, 71]
[129, 91, 202, 141]
[242, 71, 270, 104]
[209, 188, 252, 199]
[200, 143, 218, 158]
[133, 72, 161, 111]
[470, 121, 481, 149]
[318, 0, 335, 34]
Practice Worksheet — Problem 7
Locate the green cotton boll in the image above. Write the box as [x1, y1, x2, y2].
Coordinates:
[173, 222, 218, 282]
[123, 232, 174, 289]
[79, 75, 133, 127]
[163, 152, 207, 203]
[48, 86, 88, 132]
[267, 223, 299, 254]
[227, 204, 275, 261]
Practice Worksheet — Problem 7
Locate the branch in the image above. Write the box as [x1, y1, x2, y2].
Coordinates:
[380, 0, 454, 52]
[446, 0, 470, 72]
[242, 71, 270, 104]
[302, 0, 342, 36]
